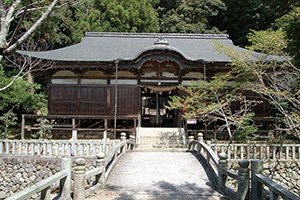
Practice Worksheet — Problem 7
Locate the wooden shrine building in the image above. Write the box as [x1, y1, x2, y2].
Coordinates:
[19, 32, 270, 140]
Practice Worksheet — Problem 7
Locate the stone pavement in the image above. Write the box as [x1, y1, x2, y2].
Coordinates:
[87, 151, 226, 200]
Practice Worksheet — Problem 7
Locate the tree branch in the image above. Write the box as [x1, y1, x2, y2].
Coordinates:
[0, 0, 21, 50]
[3, 0, 60, 55]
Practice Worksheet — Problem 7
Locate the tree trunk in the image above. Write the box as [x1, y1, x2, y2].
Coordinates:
[27, 71, 33, 83]
[3, 0, 60, 55]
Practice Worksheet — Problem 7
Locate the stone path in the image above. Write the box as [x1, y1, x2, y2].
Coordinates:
[87, 151, 225, 200]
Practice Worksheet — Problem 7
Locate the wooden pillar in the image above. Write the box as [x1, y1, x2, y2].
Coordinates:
[21, 114, 25, 139]
[156, 91, 159, 126]
[134, 118, 137, 138]
[72, 118, 77, 140]
[104, 118, 108, 134]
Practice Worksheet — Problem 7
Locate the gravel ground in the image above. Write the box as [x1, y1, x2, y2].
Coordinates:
[87, 152, 225, 200]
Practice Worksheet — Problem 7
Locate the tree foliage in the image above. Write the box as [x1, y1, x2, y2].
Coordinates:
[167, 73, 258, 141]
[246, 6, 300, 67]
[159, 0, 225, 33]
[247, 29, 287, 55]
[0, 65, 47, 138]
[0, 0, 61, 57]
[0, 0, 299, 141]
[284, 7, 300, 67]
[217, 0, 297, 46]
[220, 44, 300, 138]
[35, 0, 159, 45]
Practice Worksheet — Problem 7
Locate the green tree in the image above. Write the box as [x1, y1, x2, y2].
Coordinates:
[0, 110, 17, 139]
[246, 6, 300, 67]
[0, 65, 47, 138]
[167, 73, 258, 142]
[284, 7, 300, 67]
[49, 0, 159, 44]
[217, 0, 296, 46]
[247, 29, 287, 55]
[0, 0, 61, 60]
[155, 0, 181, 18]
[159, 0, 225, 33]
[220, 44, 300, 138]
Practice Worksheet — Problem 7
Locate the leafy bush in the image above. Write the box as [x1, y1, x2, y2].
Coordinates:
[0, 66, 47, 139]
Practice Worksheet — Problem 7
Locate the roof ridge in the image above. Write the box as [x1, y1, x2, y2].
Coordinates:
[85, 32, 229, 39]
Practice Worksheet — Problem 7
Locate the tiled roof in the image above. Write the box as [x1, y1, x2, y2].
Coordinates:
[18, 32, 282, 63]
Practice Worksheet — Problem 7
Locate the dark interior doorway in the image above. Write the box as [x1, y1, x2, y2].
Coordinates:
[141, 87, 178, 127]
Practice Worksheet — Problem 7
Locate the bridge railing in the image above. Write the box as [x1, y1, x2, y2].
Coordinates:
[0, 139, 119, 157]
[5, 157, 72, 200]
[251, 160, 300, 200]
[188, 134, 249, 199]
[188, 135, 219, 181]
[188, 133, 300, 200]
[210, 143, 300, 161]
[4, 133, 135, 200]
[73, 133, 135, 200]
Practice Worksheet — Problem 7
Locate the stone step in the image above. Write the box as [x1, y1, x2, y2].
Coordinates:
[138, 127, 185, 137]
[134, 147, 187, 152]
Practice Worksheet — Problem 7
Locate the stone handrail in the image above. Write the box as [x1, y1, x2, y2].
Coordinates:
[6, 158, 72, 200]
[103, 140, 127, 180]
[73, 133, 135, 200]
[210, 143, 300, 161]
[0, 139, 118, 157]
[188, 134, 250, 200]
[251, 160, 300, 200]
[188, 133, 300, 200]
[188, 138, 219, 180]
[220, 167, 238, 180]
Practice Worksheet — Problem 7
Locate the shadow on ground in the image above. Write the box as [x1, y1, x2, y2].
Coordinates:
[99, 180, 229, 200]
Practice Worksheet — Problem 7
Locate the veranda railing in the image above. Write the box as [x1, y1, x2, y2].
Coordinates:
[0, 139, 120, 157]
[210, 143, 300, 161]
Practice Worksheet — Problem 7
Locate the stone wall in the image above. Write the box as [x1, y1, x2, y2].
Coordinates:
[263, 160, 300, 195]
[0, 156, 60, 199]
[228, 160, 300, 196]
[0, 156, 95, 199]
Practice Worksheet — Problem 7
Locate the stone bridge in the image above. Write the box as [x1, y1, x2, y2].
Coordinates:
[87, 151, 223, 200]
[3, 133, 300, 200]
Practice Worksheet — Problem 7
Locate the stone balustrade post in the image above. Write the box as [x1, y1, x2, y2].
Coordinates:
[96, 153, 106, 186]
[197, 133, 203, 154]
[251, 160, 263, 200]
[218, 152, 228, 191]
[120, 132, 127, 141]
[74, 158, 86, 200]
[120, 132, 127, 152]
[59, 157, 72, 200]
[187, 135, 194, 150]
[207, 140, 211, 146]
[197, 132, 203, 143]
[236, 160, 250, 200]
[129, 135, 136, 150]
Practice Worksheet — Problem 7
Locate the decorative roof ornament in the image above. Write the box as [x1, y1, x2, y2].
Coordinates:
[154, 37, 169, 46]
